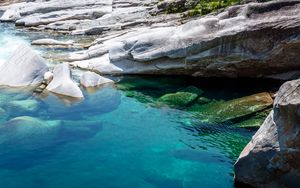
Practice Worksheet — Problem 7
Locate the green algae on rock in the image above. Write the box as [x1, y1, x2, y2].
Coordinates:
[233, 109, 272, 129]
[158, 91, 198, 107]
[192, 92, 273, 124]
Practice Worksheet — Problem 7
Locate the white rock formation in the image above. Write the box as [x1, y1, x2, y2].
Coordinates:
[46, 63, 84, 98]
[32, 39, 74, 46]
[0, 43, 48, 87]
[80, 71, 114, 88]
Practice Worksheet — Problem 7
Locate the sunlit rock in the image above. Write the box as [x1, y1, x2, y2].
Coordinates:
[80, 71, 114, 88]
[46, 63, 84, 98]
[0, 43, 48, 87]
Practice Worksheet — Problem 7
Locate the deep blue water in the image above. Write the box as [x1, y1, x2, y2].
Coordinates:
[0, 22, 278, 188]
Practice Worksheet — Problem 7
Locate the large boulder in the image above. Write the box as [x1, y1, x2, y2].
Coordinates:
[234, 79, 300, 188]
[0, 43, 48, 87]
[67, 0, 300, 79]
[193, 92, 273, 124]
[46, 63, 84, 98]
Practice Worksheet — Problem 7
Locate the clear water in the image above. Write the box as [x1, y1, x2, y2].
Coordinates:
[0, 22, 280, 188]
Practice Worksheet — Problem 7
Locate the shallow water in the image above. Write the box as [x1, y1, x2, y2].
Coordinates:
[0, 23, 281, 188]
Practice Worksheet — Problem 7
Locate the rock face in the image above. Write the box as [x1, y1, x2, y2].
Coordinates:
[66, 0, 300, 77]
[80, 71, 114, 88]
[46, 63, 84, 98]
[2, 1, 299, 78]
[234, 79, 300, 188]
[0, 43, 48, 87]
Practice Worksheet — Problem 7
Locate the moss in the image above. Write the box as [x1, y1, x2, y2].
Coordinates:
[234, 109, 271, 128]
[125, 90, 155, 104]
[192, 92, 273, 124]
[158, 91, 199, 107]
[197, 96, 211, 105]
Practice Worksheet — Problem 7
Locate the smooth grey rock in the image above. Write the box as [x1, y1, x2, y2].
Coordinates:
[65, 0, 300, 78]
[80, 71, 114, 88]
[234, 79, 300, 188]
[0, 43, 48, 87]
[46, 63, 84, 98]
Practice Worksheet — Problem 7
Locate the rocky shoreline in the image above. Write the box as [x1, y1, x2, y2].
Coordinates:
[0, 0, 300, 187]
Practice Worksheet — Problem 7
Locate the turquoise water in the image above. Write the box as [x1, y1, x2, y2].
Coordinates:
[0, 22, 280, 188]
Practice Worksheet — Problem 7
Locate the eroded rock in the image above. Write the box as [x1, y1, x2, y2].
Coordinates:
[0, 43, 48, 87]
[234, 79, 300, 188]
[46, 63, 84, 98]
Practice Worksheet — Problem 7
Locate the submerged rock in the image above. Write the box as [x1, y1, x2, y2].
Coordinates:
[80, 71, 114, 88]
[8, 99, 39, 113]
[158, 92, 198, 107]
[46, 63, 84, 98]
[0, 43, 48, 87]
[193, 92, 273, 123]
[235, 79, 300, 188]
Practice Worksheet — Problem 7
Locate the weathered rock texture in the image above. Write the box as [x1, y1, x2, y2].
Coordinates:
[0, 43, 48, 87]
[46, 63, 83, 98]
[2, 0, 299, 79]
[67, 0, 300, 78]
[234, 79, 300, 188]
[80, 71, 114, 88]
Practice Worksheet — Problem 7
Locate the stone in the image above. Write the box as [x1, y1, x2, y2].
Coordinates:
[32, 38, 74, 46]
[234, 79, 300, 188]
[158, 91, 198, 107]
[0, 43, 48, 87]
[80, 71, 114, 88]
[44, 71, 53, 84]
[46, 63, 84, 98]
[194, 92, 273, 123]
[8, 99, 39, 112]
[197, 97, 211, 105]
[62, 1, 300, 79]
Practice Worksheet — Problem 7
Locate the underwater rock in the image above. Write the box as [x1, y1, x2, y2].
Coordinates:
[235, 79, 300, 188]
[233, 108, 271, 129]
[197, 97, 211, 105]
[0, 107, 7, 122]
[8, 99, 39, 113]
[158, 92, 198, 107]
[194, 92, 273, 123]
[80, 71, 114, 88]
[0, 43, 48, 87]
[0, 116, 103, 169]
[180, 86, 203, 95]
[0, 116, 61, 150]
[46, 63, 84, 98]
